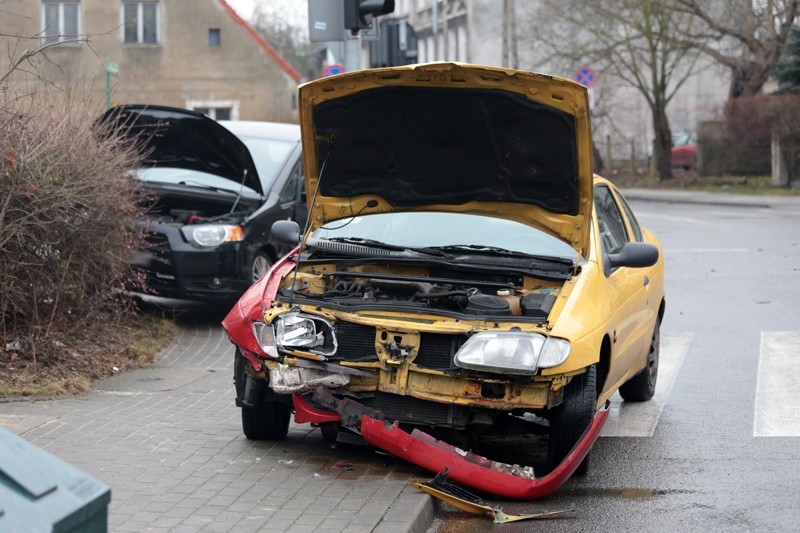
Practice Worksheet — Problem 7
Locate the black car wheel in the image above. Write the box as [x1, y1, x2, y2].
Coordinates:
[241, 403, 290, 441]
[548, 365, 596, 475]
[250, 251, 272, 283]
[619, 321, 660, 402]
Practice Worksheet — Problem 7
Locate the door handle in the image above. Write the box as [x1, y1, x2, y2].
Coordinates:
[643, 275, 650, 286]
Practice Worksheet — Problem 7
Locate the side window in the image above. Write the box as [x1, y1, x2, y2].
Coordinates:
[594, 186, 629, 255]
[616, 192, 644, 242]
[279, 161, 304, 204]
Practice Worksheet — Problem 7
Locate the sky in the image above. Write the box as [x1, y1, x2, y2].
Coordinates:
[226, 0, 307, 27]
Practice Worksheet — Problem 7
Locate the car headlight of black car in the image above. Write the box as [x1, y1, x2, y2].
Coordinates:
[181, 224, 244, 247]
[453, 332, 571, 375]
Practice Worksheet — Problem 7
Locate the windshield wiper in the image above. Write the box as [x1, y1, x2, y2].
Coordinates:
[176, 180, 238, 194]
[315, 237, 449, 258]
[422, 244, 574, 265]
[323, 237, 410, 251]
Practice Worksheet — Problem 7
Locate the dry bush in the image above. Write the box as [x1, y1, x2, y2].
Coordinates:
[0, 91, 147, 363]
[724, 94, 800, 175]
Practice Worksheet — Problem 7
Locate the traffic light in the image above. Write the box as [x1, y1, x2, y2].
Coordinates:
[344, 0, 395, 32]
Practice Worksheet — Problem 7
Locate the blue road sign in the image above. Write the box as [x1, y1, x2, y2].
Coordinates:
[574, 66, 597, 88]
[322, 64, 345, 77]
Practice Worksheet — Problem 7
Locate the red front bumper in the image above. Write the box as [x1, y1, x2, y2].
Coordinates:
[293, 394, 608, 499]
[360, 405, 609, 500]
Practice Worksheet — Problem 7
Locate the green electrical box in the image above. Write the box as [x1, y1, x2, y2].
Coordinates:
[0, 427, 111, 532]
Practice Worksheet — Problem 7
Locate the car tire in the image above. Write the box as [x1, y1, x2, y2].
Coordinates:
[241, 403, 290, 441]
[548, 365, 596, 475]
[250, 251, 272, 283]
[619, 321, 660, 402]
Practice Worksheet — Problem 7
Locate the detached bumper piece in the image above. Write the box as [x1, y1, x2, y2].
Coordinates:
[414, 468, 574, 523]
[361, 404, 609, 500]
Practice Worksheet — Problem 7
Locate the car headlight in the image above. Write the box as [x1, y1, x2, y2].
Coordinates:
[252, 322, 279, 359]
[454, 332, 571, 375]
[274, 312, 337, 356]
[182, 224, 244, 247]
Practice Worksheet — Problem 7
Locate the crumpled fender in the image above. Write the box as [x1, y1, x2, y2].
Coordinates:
[361, 404, 609, 500]
[222, 246, 299, 358]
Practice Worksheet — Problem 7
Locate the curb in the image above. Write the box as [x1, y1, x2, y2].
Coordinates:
[619, 188, 800, 209]
[374, 483, 436, 533]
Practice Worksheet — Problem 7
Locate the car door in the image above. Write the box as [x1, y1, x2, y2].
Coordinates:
[594, 185, 652, 391]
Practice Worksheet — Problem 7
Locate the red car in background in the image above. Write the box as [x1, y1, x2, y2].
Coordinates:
[671, 133, 697, 170]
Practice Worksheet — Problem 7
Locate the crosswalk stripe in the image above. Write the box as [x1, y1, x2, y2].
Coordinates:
[754, 331, 800, 437]
[601, 332, 694, 438]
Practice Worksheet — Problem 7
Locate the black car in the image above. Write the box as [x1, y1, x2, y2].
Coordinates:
[102, 105, 307, 306]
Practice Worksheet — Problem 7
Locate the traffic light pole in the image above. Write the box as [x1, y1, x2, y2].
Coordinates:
[345, 32, 362, 72]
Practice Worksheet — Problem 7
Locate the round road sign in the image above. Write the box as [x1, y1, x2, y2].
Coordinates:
[574, 66, 597, 88]
[321, 64, 345, 78]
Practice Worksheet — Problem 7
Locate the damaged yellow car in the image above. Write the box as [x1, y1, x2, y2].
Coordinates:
[223, 62, 664, 498]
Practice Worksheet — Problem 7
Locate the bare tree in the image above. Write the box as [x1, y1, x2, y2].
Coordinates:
[252, 3, 318, 80]
[526, 0, 701, 180]
[676, 0, 800, 98]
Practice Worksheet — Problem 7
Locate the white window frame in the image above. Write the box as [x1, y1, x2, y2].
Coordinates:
[186, 100, 240, 122]
[41, 1, 81, 44]
[121, 1, 160, 45]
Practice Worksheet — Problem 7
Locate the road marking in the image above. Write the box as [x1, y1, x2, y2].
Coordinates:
[601, 332, 693, 437]
[633, 213, 704, 224]
[754, 332, 800, 437]
[665, 248, 749, 253]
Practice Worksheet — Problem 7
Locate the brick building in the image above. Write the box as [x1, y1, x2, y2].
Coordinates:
[1, 0, 301, 122]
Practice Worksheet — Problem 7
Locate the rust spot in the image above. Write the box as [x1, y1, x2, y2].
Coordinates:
[464, 381, 482, 397]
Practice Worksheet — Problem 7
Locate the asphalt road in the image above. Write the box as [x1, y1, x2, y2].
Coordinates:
[430, 198, 800, 532]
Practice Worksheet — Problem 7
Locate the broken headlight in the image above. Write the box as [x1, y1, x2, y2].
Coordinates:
[251, 322, 279, 359]
[274, 312, 337, 357]
[453, 332, 570, 375]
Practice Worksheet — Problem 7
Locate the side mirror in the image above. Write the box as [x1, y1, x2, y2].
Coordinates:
[271, 220, 301, 245]
[605, 242, 659, 273]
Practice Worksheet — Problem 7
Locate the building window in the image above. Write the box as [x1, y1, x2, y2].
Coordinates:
[42, 2, 80, 44]
[187, 100, 239, 121]
[122, 2, 159, 44]
[209, 28, 221, 47]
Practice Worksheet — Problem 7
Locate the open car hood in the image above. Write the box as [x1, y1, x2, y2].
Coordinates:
[100, 105, 262, 196]
[298, 63, 594, 257]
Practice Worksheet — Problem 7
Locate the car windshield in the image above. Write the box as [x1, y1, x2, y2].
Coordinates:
[234, 136, 295, 190]
[312, 212, 578, 259]
[136, 167, 262, 198]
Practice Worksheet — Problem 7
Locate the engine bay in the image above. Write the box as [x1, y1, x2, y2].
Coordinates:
[280, 265, 563, 321]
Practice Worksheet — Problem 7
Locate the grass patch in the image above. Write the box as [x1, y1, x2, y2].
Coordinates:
[0, 314, 178, 399]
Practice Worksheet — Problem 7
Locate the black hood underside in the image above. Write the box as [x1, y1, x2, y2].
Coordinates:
[313, 87, 580, 215]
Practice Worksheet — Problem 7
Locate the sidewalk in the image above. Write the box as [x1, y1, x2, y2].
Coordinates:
[0, 314, 435, 533]
[622, 187, 800, 209]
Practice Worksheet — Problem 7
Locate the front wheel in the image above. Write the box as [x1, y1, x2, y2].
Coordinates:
[250, 251, 272, 284]
[548, 365, 596, 475]
[619, 322, 660, 402]
[241, 403, 290, 441]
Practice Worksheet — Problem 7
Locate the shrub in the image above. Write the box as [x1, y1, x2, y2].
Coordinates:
[723, 94, 800, 176]
[0, 92, 146, 361]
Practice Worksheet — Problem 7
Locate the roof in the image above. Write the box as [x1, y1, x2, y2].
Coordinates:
[217, 0, 302, 83]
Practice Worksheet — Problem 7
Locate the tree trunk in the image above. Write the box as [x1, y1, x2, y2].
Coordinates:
[729, 61, 772, 99]
[651, 103, 673, 181]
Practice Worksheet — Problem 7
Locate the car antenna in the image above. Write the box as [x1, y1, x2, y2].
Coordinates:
[288, 152, 330, 308]
[229, 168, 248, 214]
